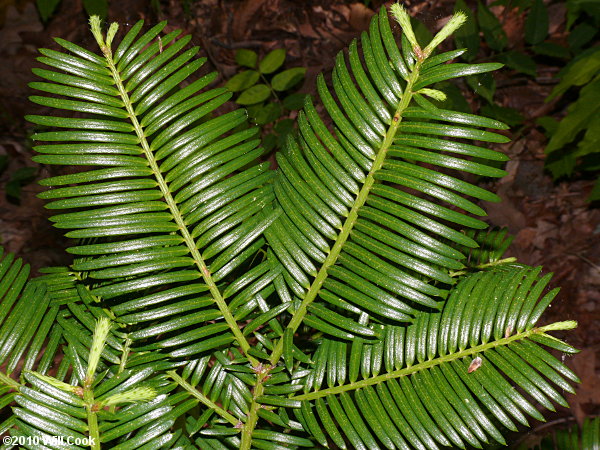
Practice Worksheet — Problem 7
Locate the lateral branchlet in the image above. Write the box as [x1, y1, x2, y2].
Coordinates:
[424, 11, 467, 58]
[86, 317, 112, 384]
[390, 3, 422, 58]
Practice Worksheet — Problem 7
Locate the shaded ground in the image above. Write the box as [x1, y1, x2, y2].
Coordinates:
[1, 0, 598, 444]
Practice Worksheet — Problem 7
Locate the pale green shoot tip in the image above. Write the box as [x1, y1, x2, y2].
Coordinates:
[29, 371, 81, 395]
[424, 11, 468, 58]
[417, 88, 447, 102]
[390, 3, 420, 55]
[89, 15, 101, 33]
[106, 22, 119, 48]
[101, 386, 157, 407]
[86, 317, 112, 384]
[89, 15, 118, 53]
[541, 320, 578, 332]
[89, 15, 104, 48]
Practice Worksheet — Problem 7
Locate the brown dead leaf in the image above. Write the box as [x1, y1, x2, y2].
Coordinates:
[514, 227, 537, 249]
[232, 0, 268, 40]
[0, 3, 42, 55]
[532, 220, 558, 249]
[548, 2, 567, 35]
[502, 8, 525, 48]
[297, 21, 320, 39]
[348, 3, 375, 31]
[484, 193, 528, 233]
[567, 348, 600, 424]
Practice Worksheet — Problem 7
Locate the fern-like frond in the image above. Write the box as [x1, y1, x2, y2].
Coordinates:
[170, 351, 254, 425]
[13, 7, 584, 449]
[0, 248, 71, 424]
[166, 346, 319, 445]
[27, 18, 277, 363]
[290, 266, 578, 449]
[265, 7, 510, 350]
[37, 268, 135, 379]
[7, 316, 197, 449]
[0, 249, 54, 381]
[0, 249, 135, 436]
[10, 363, 184, 449]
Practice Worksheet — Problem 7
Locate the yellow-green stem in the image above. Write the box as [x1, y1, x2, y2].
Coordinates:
[293, 322, 575, 401]
[269, 61, 424, 366]
[168, 371, 240, 426]
[118, 337, 131, 374]
[449, 257, 518, 277]
[84, 388, 100, 450]
[240, 371, 268, 450]
[0, 372, 20, 390]
[94, 31, 258, 367]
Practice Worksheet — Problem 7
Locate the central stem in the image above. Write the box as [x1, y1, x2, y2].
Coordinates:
[240, 369, 269, 448]
[291, 322, 571, 402]
[93, 28, 257, 367]
[168, 371, 239, 425]
[84, 388, 101, 450]
[269, 61, 424, 366]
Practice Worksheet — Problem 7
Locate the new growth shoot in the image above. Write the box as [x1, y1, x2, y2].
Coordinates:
[391, 3, 467, 61]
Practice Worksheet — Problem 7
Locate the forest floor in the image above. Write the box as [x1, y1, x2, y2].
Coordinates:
[0, 0, 598, 445]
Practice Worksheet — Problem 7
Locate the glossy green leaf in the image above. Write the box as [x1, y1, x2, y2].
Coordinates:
[236, 84, 271, 105]
[547, 49, 600, 101]
[272, 68, 306, 91]
[297, 267, 578, 448]
[4, 7, 583, 449]
[226, 70, 260, 92]
[235, 49, 258, 68]
[498, 51, 537, 77]
[477, 1, 508, 51]
[525, 0, 549, 45]
[454, 0, 479, 61]
[258, 49, 286, 74]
